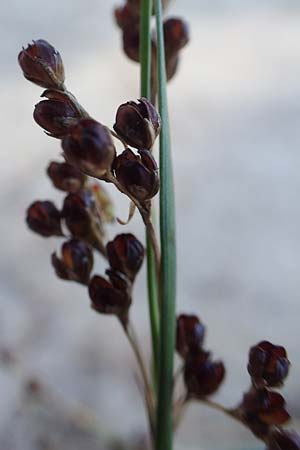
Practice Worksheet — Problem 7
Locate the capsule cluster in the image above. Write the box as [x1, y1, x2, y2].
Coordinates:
[26, 161, 107, 282]
[176, 314, 225, 397]
[114, 0, 189, 95]
[18, 40, 161, 208]
[89, 233, 144, 325]
[19, 39, 157, 325]
[176, 314, 300, 446]
[238, 341, 296, 446]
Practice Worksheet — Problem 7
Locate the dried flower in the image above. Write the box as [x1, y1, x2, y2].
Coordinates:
[114, 148, 159, 202]
[164, 18, 189, 52]
[62, 191, 104, 251]
[34, 90, 80, 138]
[47, 161, 85, 193]
[26, 200, 63, 237]
[241, 388, 290, 439]
[114, 4, 139, 30]
[184, 350, 225, 397]
[122, 26, 141, 62]
[248, 341, 290, 388]
[163, 18, 189, 82]
[114, 98, 161, 150]
[176, 314, 205, 359]
[106, 268, 132, 292]
[18, 39, 65, 89]
[52, 239, 93, 285]
[62, 119, 116, 179]
[89, 274, 131, 322]
[266, 428, 300, 450]
[106, 233, 144, 282]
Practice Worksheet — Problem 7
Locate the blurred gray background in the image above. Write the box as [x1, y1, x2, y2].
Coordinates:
[1, 1, 300, 449]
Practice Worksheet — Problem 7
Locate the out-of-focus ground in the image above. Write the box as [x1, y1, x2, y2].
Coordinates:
[1, 1, 300, 449]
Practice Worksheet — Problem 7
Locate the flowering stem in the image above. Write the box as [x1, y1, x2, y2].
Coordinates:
[199, 397, 241, 421]
[121, 319, 155, 435]
[154, 0, 177, 449]
[173, 395, 242, 431]
[140, 0, 160, 392]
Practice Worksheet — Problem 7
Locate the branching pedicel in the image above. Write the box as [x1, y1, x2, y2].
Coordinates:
[18, 2, 299, 450]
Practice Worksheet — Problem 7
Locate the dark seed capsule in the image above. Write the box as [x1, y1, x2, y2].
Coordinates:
[106, 233, 144, 282]
[88, 274, 131, 321]
[52, 239, 93, 285]
[248, 341, 290, 388]
[266, 428, 300, 450]
[114, 148, 159, 202]
[106, 268, 132, 292]
[114, 98, 161, 150]
[62, 191, 104, 251]
[163, 18, 189, 82]
[122, 26, 140, 63]
[114, 4, 139, 30]
[26, 200, 62, 237]
[241, 388, 290, 431]
[34, 90, 80, 138]
[62, 119, 116, 179]
[18, 39, 65, 89]
[164, 18, 190, 52]
[184, 350, 225, 397]
[176, 314, 205, 358]
[47, 161, 85, 193]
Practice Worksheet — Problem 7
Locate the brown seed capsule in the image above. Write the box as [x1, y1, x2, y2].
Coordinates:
[47, 161, 85, 193]
[106, 233, 144, 282]
[114, 148, 159, 202]
[163, 18, 189, 82]
[126, 0, 141, 14]
[114, 4, 139, 30]
[248, 341, 290, 388]
[88, 274, 131, 322]
[266, 428, 300, 450]
[164, 18, 190, 52]
[241, 388, 290, 425]
[62, 191, 104, 251]
[34, 90, 80, 138]
[176, 314, 205, 359]
[62, 119, 116, 179]
[114, 98, 161, 150]
[18, 39, 65, 89]
[106, 268, 132, 293]
[26, 200, 63, 237]
[122, 25, 141, 63]
[52, 239, 93, 285]
[184, 351, 225, 397]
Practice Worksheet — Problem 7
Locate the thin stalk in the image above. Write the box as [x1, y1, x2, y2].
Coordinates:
[140, 0, 160, 389]
[154, 0, 177, 449]
[173, 394, 243, 432]
[121, 320, 155, 435]
[105, 171, 161, 274]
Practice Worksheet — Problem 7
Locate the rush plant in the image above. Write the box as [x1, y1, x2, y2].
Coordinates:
[18, 1, 300, 449]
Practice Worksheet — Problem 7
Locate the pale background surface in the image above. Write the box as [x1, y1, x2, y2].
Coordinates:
[1, 1, 300, 449]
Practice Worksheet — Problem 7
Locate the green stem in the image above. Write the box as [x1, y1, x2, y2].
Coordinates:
[140, 0, 152, 99]
[140, 0, 160, 389]
[154, 0, 177, 449]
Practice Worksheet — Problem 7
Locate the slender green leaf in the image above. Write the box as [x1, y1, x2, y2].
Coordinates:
[154, 0, 177, 449]
[139, 0, 160, 387]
